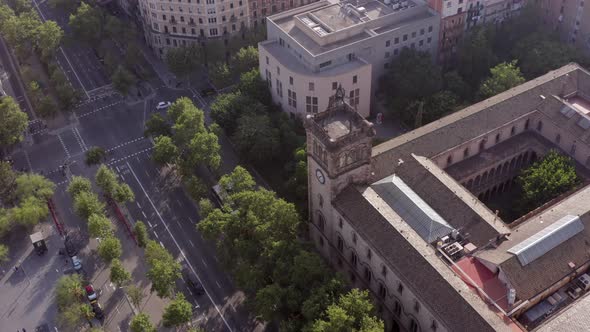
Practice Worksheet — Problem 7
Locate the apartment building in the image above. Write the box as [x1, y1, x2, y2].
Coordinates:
[258, 0, 440, 118]
[306, 63, 590, 332]
[427, 0, 467, 63]
[248, 0, 317, 27]
[537, 0, 590, 53]
[481, 0, 525, 24]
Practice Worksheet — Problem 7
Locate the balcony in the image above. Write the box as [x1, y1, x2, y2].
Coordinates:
[230, 15, 237, 22]
[170, 18, 178, 24]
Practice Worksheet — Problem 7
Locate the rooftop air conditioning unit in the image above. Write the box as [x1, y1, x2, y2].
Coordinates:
[444, 242, 464, 258]
[576, 274, 590, 291]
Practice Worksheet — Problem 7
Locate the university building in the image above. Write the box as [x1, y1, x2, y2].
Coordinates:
[258, 0, 440, 118]
[306, 63, 590, 332]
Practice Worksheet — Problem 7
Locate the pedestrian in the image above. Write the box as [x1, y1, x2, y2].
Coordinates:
[14, 266, 18, 272]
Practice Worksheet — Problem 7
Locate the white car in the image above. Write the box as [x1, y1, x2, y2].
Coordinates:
[71, 256, 82, 271]
[156, 101, 172, 110]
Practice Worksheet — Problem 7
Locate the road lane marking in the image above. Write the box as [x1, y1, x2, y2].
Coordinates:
[147, 220, 152, 227]
[57, 134, 71, 158]
[106, 137, 145, 153]
[77, 101, 123, 118]
[175, 219, 181, 228]
[215, 281, 222, 289]
[159, 241, 164, 248]
[141, 211, 147, 218]
[189, 240, 195, 248]
[201, 259, 208, 268]
[153, 231, 159, 239]
[107, 147, 154, 166]
[126, 161, 233, 332]
[137, 202, 142, 209]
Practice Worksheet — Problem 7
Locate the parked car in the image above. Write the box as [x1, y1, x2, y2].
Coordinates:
[200, 88, 216, 97]
[71, 256, 82, 271]
[92, 302, 104, 319]
[85, 284, 97, 301]
[156, 101, 172, 110]
[64, 236, 77, 257]
[183, 269, 205, 295]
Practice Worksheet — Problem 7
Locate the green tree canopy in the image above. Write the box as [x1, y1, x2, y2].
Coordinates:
[457, 26, 498, 87]
[67, 176, 92, 199]
[0, 243, 8, 262]
[218, 165, 255, 194]
[171, 103, 206, 147]
[306, 289, 384, 332]
[209, 62, 232, 89]
[145, 240, 181, 298]
[110, 258, 131, 287]
[0, 161, 17, 204]
[0, 96, 28, 146]
[95, 164, 118, 197]
[232, 46, 259, 75]
[162, 293, 193, 327]
[210, 92, 265, 134]
[11, 196, 48, 226]
[113, 183, 134, 204]
[85, 146, 106, 165]
[69, 2, 103, 43]
[98, 236, 122, 262]
[165, 44, 202, 79]
[198, 198, 214, 219]
[232, 113, 280, 165]
[55, 274, 84, 309]
[35, 20, 63, 58]
[130, 313, 156, 332]
[126, 285, 145, 310]
[112, 65, 137, 95]
[153, 135, 178, 166]
[184, 130, 221, 171]
[406, 91, 459, 128]
[237, 69, 272, 106]
[518, 150, 580, 210]
[73, 191, 105, 219]
[134, 221, 149, 248]
[88, 213, 113, 238]
[144, 113, 172, 138]
[15, 173, 55, 201]
[478, 61, 525, 99]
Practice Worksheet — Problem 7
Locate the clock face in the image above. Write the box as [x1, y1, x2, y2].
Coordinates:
[316, 169, 326, 184]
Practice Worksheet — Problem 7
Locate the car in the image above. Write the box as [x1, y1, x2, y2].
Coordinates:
[156, 101, 172, 110]
[71, 256, 82, 271]
[64, 237, 77, 257]
[85, 285, 97, 301]
[183, 270, 205, 295]
[200, 88, 216, 96]
[91, 302, 104, 319]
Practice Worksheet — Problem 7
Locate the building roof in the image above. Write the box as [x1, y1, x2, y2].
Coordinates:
[537, 292, 590, 332]
[334, 185, 509, 332]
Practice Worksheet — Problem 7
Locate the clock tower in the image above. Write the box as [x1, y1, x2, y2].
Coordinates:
[304, 86, 375, 258]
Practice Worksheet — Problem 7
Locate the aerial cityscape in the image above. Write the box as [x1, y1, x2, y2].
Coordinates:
[1, 0, 590, 331]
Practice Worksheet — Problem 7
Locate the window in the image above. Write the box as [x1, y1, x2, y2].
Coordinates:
[332, 82, 338, 90]
[351, 252, 358, 268]
[276, 80, 283, 97]
[364, 267, 372, 282]
[366, 248, 372, 259]
[338, 218, 343, 228]
[447, 155, 453, 165]
[398, 282, 404, 294]
[410, 320, 419, 332]
[537, 120, 543, 132]
[172, 26, 177, 33]
[266, 56, 269, 65]
[412, 31, 416, 38]
[394, 37, 399, 44]
[394, 301, 402, 316]
[191, 28, 195, 34]
[510, 126, 515, 136]
[180, 16, 185, 22]
[318, 213, 325, 231]
[163, 14, 167, 20]
[385, 51, 390, 58]
[276, 66, 280, 75]
[428, 25, 433, 32]
[288, 90, 297, 107]
[209, 28, 218, 36]
[386, 40, 391, 47]
[353, 75, 357, 84]
[207, 8, 216, 14]
[309, 82, 314, 91]
[378, 282, 386, 298]
[208, 17, 217, 23]
[419, 40, 423, 46]
[431, 321, 438, 332]
[381, 264, 387, 277]
[352, 232, 357, 244]
[420, 28, 425, 35]
[427, 37, 432, 43]
[198, 17, 203, 23]
[495, 133, 501, 143]
[337, 236, 344, 252]
[403, 34, 408, 41]
[319, 236, 324, 247]
[414, 300, 420, 313]
[306, 96, 318, 113]
[463, 147, 469, 157]
[181, 27, 186, 33]
[319, 61, 332, 68]
[525, 119, 530, 130]
[289, 76, 293, 85]
[349, 89, 360, 108]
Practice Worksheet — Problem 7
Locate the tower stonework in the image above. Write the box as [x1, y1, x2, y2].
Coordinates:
[304, 88, 375, 260]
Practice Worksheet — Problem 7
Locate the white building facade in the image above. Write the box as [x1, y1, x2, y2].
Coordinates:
[259, 0, 440, 118]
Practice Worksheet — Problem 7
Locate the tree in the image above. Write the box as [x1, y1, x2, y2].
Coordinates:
[184, 131, 221, 171]
[0, 244, 9, 262]
[0, 209, 12, 237]
[382, 48, 442, 118]
[130, 313, 156, 332]
[85, 146, 106, 165]
[104, 15, 125, 40]
[210, 92, 249, 134]
[69, 2, 103, 43]
[458, 26, 498, 87]
[0, 96, 28, 146]
[219, 165, 255, 194]
[237, 69, 272, 107]
[55, 83, 80, 110]
[97, 236, 122, 262]
[110, 258, 131, 287]
[57, 303, 88, 330]
[165, 44, 202, 79]
[67, 176, 92, 198]
[126, 285, 145, 310]
[7, 0, 32, 14]
[95, 164, 118, 197]
[163, 293, 193, 327]
[232, 113, 280, 164]
[145, 240, 181, 298]
[478, 61, 525, 99]
[198, 198, 214, 219]
[443, 70, 472, 101]
[167, 97, 197, 124]
[134, 221, 149, 248]
[11, 196, 48, 226]
[55, 274, 84, 309]
[35, 20, 63, 58]
[185, 175, 207, 201]
[73, 191, 105, 219]
[48, 0, 79, 12]
[306, 289, 384, 332]
[144, 113, 172, 138]
[112, 65, 136, 95]
[172, 104, 205, 147]
[152, 135, 178, 166]
[209, 62, 232, 88]
[0, 161, 17, 204]
[113, 183, 134, 203]
[15, 173, 55, 201]
[233, 46, 259, 75]
[37, 95, 58, 118]
[405, 91, 459, 127]
[88, 213, 113, 238]
[518, 150, 580, 210]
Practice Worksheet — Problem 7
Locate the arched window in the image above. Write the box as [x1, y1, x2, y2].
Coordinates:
[537, 120, 543, 132]
[378, 282, 387, 298]
[364, 267, 372, 282]
[414, 300, 421, 313]
[447, 154, 453, 165]
[410, 319, 419, 332]
[352, 232, 357, 244]
[337, 236, 344, 252]
[510, 126, 516, 136]
[381, 264, 387, 277]
[351, 251, 358, 268]
[394, 301, 402, 317]
[524, 119, 530, 130]
[467, 179, 473, 188]
[463, 147, 470, 158]
[317, 213, 325, 232]
[556, 134, 561, 144]
[495, 133, 501, 143]
[338, 218, 343, 228]
[475, 175, 481, 186]
[479, 139, 486, 152]
[318, 194, 324, 207]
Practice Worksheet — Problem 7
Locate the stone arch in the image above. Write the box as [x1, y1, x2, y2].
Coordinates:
[479, 139, 486, 152]
[475, 175, 481, 187]
[516, 154, 524, 168]
[482, 171, 489, 184]
[489, 167, 496, 179]
[530, 151, 538, 163]
[447, 154, 453, 165]
[509, 158, 516, 170]
[478, 193, 484, 201]
[537, 120, 543, 132]
[317, 211, 325, 232]
[467, 179, 474, 188]
[523, 151, 530, 165]
[502, 162, 510, 174]
[510, 126, 516, 136]
[463, 147, 470, 158]
[556, 134, 561, 144]
[525, 118, 530, 130]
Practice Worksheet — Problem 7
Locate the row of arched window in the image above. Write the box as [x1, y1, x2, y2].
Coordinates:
[462, 150, 538, 192]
